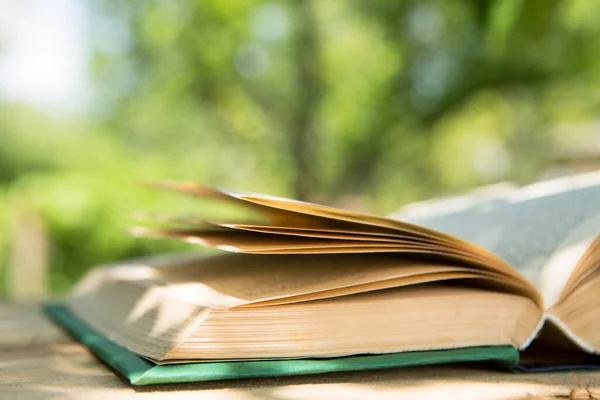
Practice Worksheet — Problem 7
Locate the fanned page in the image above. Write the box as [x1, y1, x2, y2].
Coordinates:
[391, 171, 600, 306]
[135, 181, 543, 306]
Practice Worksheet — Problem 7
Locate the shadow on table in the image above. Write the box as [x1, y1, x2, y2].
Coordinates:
[1, 302, 597, 400]
[1, 342, 596, 400]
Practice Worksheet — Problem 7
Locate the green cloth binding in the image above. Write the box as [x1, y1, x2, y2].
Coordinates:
[44, 303, 519, 385]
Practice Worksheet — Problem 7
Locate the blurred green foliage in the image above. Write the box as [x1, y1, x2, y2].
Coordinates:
[1, 0, 600, 295]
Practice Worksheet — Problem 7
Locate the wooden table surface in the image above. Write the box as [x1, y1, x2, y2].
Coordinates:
[2, 303, 600, 400]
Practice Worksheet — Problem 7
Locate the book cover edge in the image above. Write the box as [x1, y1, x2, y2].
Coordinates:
[43, 303, 520, 385]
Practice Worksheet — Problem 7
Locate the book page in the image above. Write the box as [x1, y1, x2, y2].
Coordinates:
[538, 214, 600, 305]
[146, 253, 481, 306]
[391, 172, 600, 289]
[157, 181, 474, 247]
[152, 181, 530, 282]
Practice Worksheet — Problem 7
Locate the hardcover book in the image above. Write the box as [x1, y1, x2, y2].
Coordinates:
[46, 171, 600, 385]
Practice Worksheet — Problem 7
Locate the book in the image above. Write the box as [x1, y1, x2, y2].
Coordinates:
[46, 171, 600, 385]
[44, 303, 520, 385]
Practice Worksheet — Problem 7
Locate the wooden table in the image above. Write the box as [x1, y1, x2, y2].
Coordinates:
[2, 303, 600, 399]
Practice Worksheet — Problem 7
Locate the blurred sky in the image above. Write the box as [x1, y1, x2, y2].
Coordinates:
[0, 0, 90, 114]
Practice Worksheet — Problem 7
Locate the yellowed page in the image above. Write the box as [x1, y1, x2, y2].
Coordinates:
[133, 226, 515, 275]
[561, 238, 600, 295]
[148, 253, 484, 305]
[133, 226, 409, 250]
[142, 226, 517, 275]
[156, 182, 475, 247]
[543, 227, 600, 306]
[147, 181, 537, 298]
[168, 284, 543, 361]
[242, 271, 492, 307]
[143, 214, 411, 240]
[135, 226, 485, 255]
[139, 215, 477, 252]
[147, 215, 436, 242]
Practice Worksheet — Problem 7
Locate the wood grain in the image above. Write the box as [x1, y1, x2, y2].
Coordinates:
[1, 302, 599, 399]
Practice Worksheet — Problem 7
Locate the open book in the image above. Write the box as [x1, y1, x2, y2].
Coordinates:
[48, 171, 600, 384]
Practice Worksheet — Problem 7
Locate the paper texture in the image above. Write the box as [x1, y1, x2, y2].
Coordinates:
[393, 172, 600, 287]
[44, 303, 520, 385]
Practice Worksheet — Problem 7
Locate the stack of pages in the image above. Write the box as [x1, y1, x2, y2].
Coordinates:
[46, 172, 600, 385]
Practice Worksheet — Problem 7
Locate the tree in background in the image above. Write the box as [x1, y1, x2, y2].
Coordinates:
[1, 0, 600, 293]
[91, 0, 600, 205]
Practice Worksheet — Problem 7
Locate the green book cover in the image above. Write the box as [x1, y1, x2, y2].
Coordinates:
[44, 303, 520, 386]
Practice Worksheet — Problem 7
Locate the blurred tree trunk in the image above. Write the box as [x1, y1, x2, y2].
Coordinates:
[8, 206, 48, 302]
[289, 0, 322, 201]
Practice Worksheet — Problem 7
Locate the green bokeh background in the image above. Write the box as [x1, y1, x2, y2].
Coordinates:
[1, 0, 599, 295]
